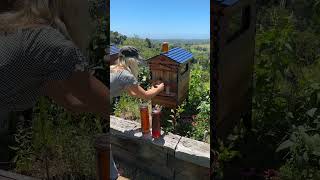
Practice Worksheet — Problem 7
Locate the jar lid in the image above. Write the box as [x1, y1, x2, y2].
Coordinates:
[152, 107, 161, 113]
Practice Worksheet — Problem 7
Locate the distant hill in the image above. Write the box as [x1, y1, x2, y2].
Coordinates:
[151, 39, 209, 45]
[111, 31, 210, 46]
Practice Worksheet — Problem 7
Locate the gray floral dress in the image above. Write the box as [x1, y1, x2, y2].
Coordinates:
[110, 69, 138, 100]
[0, 26, 88, 113]
[0, 26, 88, 165]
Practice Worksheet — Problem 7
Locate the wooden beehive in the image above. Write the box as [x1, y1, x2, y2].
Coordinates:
[110, 44, 120, 65]
[212, 0, 256, 139]
[148, 44, 193, 108]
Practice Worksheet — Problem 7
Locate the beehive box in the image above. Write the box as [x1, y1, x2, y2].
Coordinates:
[212, 0, 256, 138]
[148, 44, 193, 108]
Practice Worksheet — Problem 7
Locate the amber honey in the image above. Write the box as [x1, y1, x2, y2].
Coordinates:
[140, 104, 150, 134]
[152, 107, 161, 138]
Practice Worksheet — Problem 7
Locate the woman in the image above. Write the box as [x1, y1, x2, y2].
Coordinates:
[0, 0, 108, 113]
[109, 46, 164, 179]
[110, 46, 164, 100]
[0, 0, 109, 171]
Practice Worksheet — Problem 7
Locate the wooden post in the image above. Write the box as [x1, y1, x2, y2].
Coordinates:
[214, 0, 257, 139]
[95, 134, 110, 180]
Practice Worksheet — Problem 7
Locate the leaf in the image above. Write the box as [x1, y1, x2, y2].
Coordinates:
[9, 146, 19, 151]
[276, 140, 294, 152]
[99, 34, 107, 40]
[227, 135, 238, 141]
[303, 152, 309, 162]
[306, 108, 317, 117]
[287, 112, 294, 118]
[12, 155, 18, 163]
[311, 83, 320, 90]
[285, 43, 293, 52]
[296, 155, 303, 167]
[313, 151, 320, 157]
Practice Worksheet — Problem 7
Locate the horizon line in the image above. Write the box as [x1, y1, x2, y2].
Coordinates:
[111, 31, 209, 40]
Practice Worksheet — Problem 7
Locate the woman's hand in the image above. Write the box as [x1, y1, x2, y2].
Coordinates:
[153, 82, 164, 91]
[126, 82, 164, 100]
[43, 71, 109, 117]
[152, 80, 165, 90]
[152, 80, 162, 86]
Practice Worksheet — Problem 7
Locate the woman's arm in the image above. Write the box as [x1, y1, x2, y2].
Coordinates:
[42, 80, 91, 113]
[125, 83, 164, 100]
[43, 71, 109, 117]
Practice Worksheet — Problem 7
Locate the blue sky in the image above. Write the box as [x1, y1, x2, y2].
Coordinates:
[110, 0, 210, 39]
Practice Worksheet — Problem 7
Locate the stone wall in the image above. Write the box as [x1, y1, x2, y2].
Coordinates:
[0, 170, 39, 180]
[110, 116, 210, 180]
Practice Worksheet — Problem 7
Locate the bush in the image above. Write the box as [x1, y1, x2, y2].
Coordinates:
[12, 97, 102, 178]
[277, 124, 320, 180]
[114, 94, 142, 121]
[192, 99, 210, 142]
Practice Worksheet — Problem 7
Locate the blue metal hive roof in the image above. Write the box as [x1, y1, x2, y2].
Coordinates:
[216, 0, 239, 6]
[160, 47, 193, 64]
[110, 45, 120, 55]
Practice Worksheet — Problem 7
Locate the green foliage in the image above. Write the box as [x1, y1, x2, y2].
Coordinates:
[121, 36, 159, 58]
[88, 0, 108, 84]
[167, 103, 186, 134]
[89, 0, 109, 66]
[11, 97, 102, 178]
[114, 94, 141, 121]
[189, 44, 210, 68]
[251, 3, 320, 180]
[214, 140, 241, 179]
[276, 124, 320, 180]
[192, 99, 210, 142]
[110, 31, 127, 45]
[10, 120, 34, 173]
[112, 36, 210, 142]
[217, 2, 320, 179]
[137, 66, 151, 90]
[187, 63, 210, 112]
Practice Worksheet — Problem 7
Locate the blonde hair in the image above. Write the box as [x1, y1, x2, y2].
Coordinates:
[111, 56, 139, 79]
[0, 0, 92, 55]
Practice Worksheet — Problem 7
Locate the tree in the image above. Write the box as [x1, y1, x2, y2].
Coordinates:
[110, 31, 127, 45]
[145, 38, 152, 48]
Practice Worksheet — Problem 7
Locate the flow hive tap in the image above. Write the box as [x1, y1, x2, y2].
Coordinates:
[147, 42, 193, 108]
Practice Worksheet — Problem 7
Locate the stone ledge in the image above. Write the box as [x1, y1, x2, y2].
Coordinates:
[175, 137, 210, 168]
[0, 170, 39, 180]
[110, 116, 210, 179]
